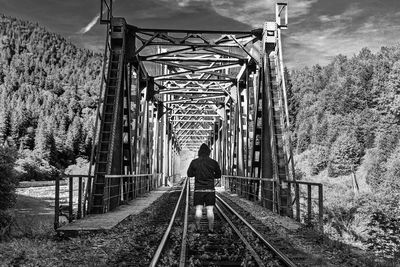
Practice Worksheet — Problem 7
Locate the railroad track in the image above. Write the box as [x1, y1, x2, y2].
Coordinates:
[149, 178, 300, 266]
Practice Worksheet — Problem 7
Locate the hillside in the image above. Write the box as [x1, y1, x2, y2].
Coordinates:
[0, 15, 102, 175]
[289, 46, 400, 258]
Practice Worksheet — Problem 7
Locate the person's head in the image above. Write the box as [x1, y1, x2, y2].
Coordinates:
[198, 143, 211, 157]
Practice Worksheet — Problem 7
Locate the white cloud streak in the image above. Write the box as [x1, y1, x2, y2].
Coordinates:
[77, 13, 100, 34]
[78, 0, 118, 34]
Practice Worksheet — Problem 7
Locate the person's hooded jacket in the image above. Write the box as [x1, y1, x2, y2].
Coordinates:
[187, 143, 221, 190]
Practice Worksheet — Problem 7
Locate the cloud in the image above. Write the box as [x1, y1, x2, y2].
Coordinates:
[77, 13, 100, 34]
[289, 0, 319, 17]
[210, 0, 274, 27]
[318, 5, 363, 23]
[284, 8, 400, 69]
[154, 0, 318, 28]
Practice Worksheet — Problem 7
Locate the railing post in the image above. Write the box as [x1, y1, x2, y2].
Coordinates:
[318, 184, 323, 232]
[69, 176, 73, 222]
[307, 184, 312, 225]
[295, 183, 300, 222]
[54, 175, 60, 230]
[129, 176, 133, 200]
[272, 180, 276, 212]
[134, 176, 137, 198]
[148, 175, 151, 191]
[78, 177, 82, 219]
[104, 177, 109, 213]
[148, 174, 153, 191]
[83, 177, 87, 216]
[108, 178, 111, 211]
[287, 182, 292, 218]
[141, 176, 143, 195]
[240, 178, 243, 197]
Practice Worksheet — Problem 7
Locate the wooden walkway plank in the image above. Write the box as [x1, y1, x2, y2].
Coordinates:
[57, 187, 171, 235]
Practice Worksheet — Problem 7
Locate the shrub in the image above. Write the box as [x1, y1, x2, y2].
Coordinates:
[328, 132, 363, 177]
[308, 145, 329, 175]
[363, 148, 385, 187]
[0, 146, 18, 238]
[0, 210, 14, 239]
[364, 192, 400, 258]
[15, 150, 60, 181]
[381, 143, 400, 192]
[0, 146, 18, 210]
[64, 157, 90, 175]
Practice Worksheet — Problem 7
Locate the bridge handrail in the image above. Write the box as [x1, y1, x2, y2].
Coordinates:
[221, 175, 323, 232]
[54, 174, 92, 230]
[54, 173, 163, 230]
[103, 173, 162, 213]
[222, 175, 322, 185]
[106, 174, 157, 178]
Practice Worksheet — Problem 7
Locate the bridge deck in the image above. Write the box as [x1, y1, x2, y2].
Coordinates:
[57, 186, 171, 235]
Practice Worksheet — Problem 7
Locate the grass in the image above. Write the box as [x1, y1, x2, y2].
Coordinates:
[11, 195, 55, 238]
[295, 152, 400, 263]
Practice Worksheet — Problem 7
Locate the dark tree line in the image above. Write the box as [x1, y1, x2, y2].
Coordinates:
[0, 15, 102, 176]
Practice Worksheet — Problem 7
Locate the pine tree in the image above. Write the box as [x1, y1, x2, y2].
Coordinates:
[65, 116, 83, 156]
[0, 108, 11, 144]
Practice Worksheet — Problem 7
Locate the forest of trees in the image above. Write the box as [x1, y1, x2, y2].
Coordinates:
[289, 46, 400, 258]
[0, 15, 102, 181]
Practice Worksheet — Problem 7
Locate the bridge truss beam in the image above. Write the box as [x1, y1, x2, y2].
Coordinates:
[89, 1, 295, 217]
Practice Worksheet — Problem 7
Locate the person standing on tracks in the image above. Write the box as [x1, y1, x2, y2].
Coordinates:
[187, 143, 221, 234]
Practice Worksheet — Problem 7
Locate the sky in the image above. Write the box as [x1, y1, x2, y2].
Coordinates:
[1, 0, 399, 69]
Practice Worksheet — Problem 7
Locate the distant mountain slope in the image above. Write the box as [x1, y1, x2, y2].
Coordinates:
[290, 46, 400, 183]
[0, 14, 102, 167]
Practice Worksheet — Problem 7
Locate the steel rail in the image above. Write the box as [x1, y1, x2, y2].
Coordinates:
[149, 178, 188, 267]
[216, 195, 298, 267]
[215, 202, 265, 267]
[179, 178, 190, 267]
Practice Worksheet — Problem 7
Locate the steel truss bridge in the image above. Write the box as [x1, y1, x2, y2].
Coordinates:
[77, 1, 310, 219]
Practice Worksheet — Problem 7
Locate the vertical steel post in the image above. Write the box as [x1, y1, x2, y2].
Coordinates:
[153, 108, 159, 179]
[78, 177, 82, 219]
[318, 185, 323, 232]
[307, 184, 312, 224]
[169, 133, 173, 179]
[295, 183, 300, 221]
[69, 177, 73, 222]
[54, 175, 60, 230]
[244, 69, 250, 176]
[162, 96, 168, 185]
[236, 81, 245, 177]
[222, 109, 228, 174]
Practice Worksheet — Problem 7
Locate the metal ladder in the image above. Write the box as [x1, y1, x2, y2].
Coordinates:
[90, 18, 128, 214]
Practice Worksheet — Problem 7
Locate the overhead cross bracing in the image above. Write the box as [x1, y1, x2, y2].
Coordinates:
[132, 27, 263, 151]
